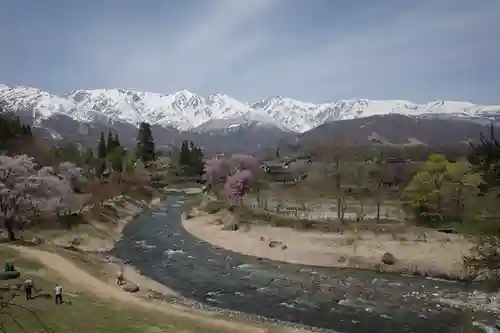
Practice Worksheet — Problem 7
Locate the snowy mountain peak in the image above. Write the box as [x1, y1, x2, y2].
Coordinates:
[1, 84, 500, 134]
[0, 84, 79, 122]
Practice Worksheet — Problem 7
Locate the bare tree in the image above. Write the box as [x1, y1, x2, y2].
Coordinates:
[275, 198, 284, 214]
[128, 160, 151, 186]
[368, 155, 385, 222]
[298, 201, 310, 220]
[355, 201, 367, 223]
[315, 142, 349, 222]
[351, 161, 368, 220]
[290, 200, 310, 220]
[89, 180, 120, 208]
[339, 195, 348, 222]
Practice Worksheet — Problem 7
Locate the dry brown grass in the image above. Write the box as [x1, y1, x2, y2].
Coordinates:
[183, 204, 472, 281]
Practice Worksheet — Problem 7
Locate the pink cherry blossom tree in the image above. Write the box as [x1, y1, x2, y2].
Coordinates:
[36, 165, 80, 215]
[0, 154, 73, 240]
[57, 161, 88, 201]
[58, 161, 85, 182]
[202, 158, 230, 194]
[227, 154, 259, 174]
[224, 169, 254, 206]
[202, 154, 261, 205]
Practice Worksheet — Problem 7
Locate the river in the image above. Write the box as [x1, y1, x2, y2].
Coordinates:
[112, 195, 498, 333]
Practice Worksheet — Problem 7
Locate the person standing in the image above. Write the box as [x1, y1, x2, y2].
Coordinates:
[54, 284, 63, 305]
[24, 277, 34, 300]
[116, 266, 124, 286]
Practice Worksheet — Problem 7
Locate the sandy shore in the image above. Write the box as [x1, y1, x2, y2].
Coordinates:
[182, 212, 472, 279]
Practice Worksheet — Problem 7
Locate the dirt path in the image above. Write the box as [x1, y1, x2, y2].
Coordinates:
[10, 245, 269, 333]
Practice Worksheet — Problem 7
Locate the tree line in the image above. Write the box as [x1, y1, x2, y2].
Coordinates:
[0, 110, 210, 241]
[0, 114, 33, 149]
[0, 114, 162, 241]
[199, 125, 500, 280]
[92, 121, 157, 178]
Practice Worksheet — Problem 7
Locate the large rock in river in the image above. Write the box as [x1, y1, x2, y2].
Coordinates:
[381, 252, 396, 265]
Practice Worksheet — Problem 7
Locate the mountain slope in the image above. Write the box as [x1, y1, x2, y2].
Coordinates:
[2, 83, 500, 154]
[0, 85, 293, 153]
[284, 114, 496, 151]
[68, 88, 283, 131]
[2, 83, 500, 133]
[251, 97, 500, 132]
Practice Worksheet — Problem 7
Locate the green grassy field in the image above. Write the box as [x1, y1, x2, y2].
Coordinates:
[0, 247, 226, 333]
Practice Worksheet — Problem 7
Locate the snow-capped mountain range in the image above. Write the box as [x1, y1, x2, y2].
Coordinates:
[2, 83, 500, 134]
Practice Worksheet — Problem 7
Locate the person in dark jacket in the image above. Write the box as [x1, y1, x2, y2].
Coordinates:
[24, 277, 34, 300]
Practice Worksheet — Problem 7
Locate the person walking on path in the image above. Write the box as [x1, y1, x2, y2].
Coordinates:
[54, 284, 63, 305]
[24, 277, 34, 300]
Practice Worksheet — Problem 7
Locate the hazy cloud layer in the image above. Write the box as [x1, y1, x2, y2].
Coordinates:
[1, 0, 499, 103]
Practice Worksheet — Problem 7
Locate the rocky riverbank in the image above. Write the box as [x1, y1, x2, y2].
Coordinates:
[112, 195, 499, 333]
[45, 195, 163, 253]
[182, 208, 470, 281]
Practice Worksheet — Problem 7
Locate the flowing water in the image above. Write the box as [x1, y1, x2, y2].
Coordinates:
[112, 195, 499, 333]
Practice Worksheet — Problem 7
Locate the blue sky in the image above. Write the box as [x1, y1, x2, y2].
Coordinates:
[1, 0, 499, 104]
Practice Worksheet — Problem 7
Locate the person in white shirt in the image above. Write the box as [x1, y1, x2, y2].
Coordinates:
[54, 284, 63, 305]
[24, 278, 34, 300]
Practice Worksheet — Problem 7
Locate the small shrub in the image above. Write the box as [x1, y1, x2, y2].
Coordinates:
[203, 200, 226, 214]
[397, 235, 408, 242]
[345, 237, 356, 246]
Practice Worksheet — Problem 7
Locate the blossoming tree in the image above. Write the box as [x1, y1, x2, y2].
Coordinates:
[202, 154, 260, 206]
[0, 155, 74, 240]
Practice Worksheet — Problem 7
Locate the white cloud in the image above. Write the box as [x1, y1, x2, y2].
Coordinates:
[2, 0, 499, 104]
[231, 1, 500, 103]
[76, 0, 282, 94]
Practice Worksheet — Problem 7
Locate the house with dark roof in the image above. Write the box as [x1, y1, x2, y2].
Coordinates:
[261, 159, 310, 183]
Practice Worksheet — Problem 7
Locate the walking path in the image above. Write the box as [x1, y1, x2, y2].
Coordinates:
[9, 245, 274, 333]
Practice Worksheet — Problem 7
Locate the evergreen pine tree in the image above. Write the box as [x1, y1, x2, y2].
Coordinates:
[178, 140, 204, 177]
[106, 130, 115, 154]
[178, 140, 190, 167]
[0, 113, 32, 148]
[98, 132, 107, 158]
[14, 117, 22, 134]
[190, 144, 204, 176]
[114, 133, 121, 147]
[470, 124, 500, 191]
[84, 147, 94, 164]
[108, 146, 125, 172]
[136, 122, 155, 163]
